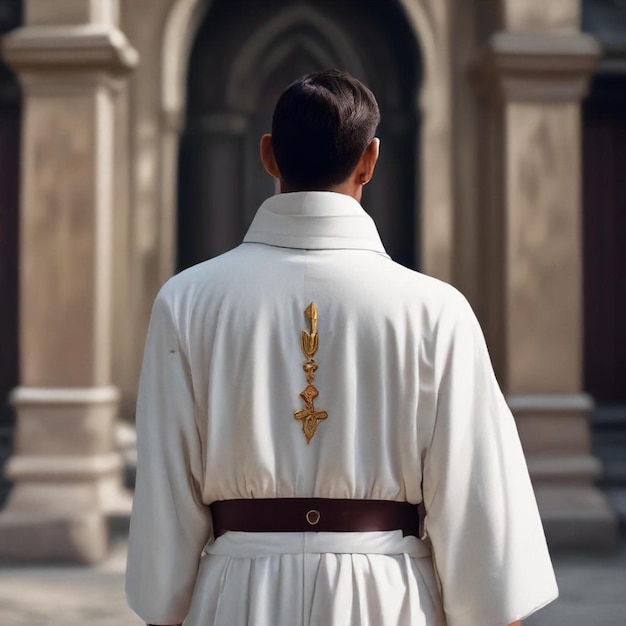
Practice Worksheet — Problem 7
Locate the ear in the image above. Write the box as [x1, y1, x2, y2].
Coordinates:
[260, 134, 281, 179]
[356, 137, 380, 186]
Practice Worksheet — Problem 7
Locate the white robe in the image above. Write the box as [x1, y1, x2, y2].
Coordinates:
[126, 191, 558, 626]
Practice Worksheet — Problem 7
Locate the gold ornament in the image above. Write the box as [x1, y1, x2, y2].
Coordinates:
[294, 302, 328, 442]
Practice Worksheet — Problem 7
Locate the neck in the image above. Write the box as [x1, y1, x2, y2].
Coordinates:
[279, 179, 362, 202]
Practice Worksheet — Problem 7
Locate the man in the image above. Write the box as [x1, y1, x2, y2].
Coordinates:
[126, 70, 558, 626]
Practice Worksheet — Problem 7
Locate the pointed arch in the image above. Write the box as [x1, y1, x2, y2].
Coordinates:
[161, 0, 212, 122]
[225, 4, 366, 111]
[160, 0, 454, 280]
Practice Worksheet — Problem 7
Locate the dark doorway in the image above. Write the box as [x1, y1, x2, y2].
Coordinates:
[582, 70, 626, 528]
[582, 73, 626, 405]
[0, 0, 22, 506]
[178, 0, 421, 271]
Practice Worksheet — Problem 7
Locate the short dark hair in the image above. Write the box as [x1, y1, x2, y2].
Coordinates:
[271, 69, 380, 190]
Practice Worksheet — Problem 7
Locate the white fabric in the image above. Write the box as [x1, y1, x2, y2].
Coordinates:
[126, 191, 558, 626]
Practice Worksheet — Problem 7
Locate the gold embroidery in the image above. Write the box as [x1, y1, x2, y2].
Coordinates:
[294, 302, 328, 443]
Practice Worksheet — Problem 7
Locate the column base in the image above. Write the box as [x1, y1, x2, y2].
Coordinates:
[0, 386, 131, 563]
[535, 483, 619, 552]
[0, 510, 107, 564]
[509, 393, 620, 551]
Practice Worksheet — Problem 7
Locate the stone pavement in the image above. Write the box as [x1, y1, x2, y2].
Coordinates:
[524, 541, 626, 626]
[0, 538, 624, 626]
[0, 538, 141, 626]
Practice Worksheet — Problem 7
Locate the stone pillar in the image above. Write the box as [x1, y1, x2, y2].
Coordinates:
[0, 0, 137, 563]
[117, 0, 179, 424]
[473, 6, 618, 549]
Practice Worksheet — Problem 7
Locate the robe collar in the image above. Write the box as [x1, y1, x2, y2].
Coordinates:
[243, 191, 388, 255]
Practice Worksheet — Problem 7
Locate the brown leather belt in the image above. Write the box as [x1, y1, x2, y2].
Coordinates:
[210, 498, 419, 538]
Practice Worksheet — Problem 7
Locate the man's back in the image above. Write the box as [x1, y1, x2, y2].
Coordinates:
[126, 192, 557, 626]
[170, 241, 444, 502]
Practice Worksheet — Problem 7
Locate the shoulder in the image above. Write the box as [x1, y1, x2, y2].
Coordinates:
[156, 245, 249, 304]
[380, 258, 473, 319]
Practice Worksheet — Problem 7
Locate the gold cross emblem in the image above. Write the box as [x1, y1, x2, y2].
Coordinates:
[294, 303, 328, 443]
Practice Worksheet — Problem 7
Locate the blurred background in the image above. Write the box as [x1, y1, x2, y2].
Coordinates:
[0, 0, 624, 624]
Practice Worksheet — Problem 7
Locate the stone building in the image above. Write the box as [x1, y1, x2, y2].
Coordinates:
[0, 0, 623, 563]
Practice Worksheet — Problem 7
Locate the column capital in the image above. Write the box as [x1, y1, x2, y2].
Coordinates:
[2, 25, 138, 75]
[472, 31, 601, 102]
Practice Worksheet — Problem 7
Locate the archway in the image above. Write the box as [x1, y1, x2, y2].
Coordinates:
[176, 0, 421, 270]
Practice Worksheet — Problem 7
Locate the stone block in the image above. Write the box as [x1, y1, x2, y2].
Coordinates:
[26, 0, 118, 28]
[536, 484, 620, 552]
[503, 0, 580, 34]
[0, 510, 107, 564]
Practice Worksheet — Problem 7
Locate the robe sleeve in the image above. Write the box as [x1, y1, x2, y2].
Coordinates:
[126, 288, 212, 625]
[422, 290, 558, 626]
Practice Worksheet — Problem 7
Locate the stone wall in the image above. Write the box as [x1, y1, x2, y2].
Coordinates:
[0, 0, 618, 562]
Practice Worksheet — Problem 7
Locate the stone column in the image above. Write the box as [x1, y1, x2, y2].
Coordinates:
[473, 4, 618, 549]
[0, 0, 137, 563]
